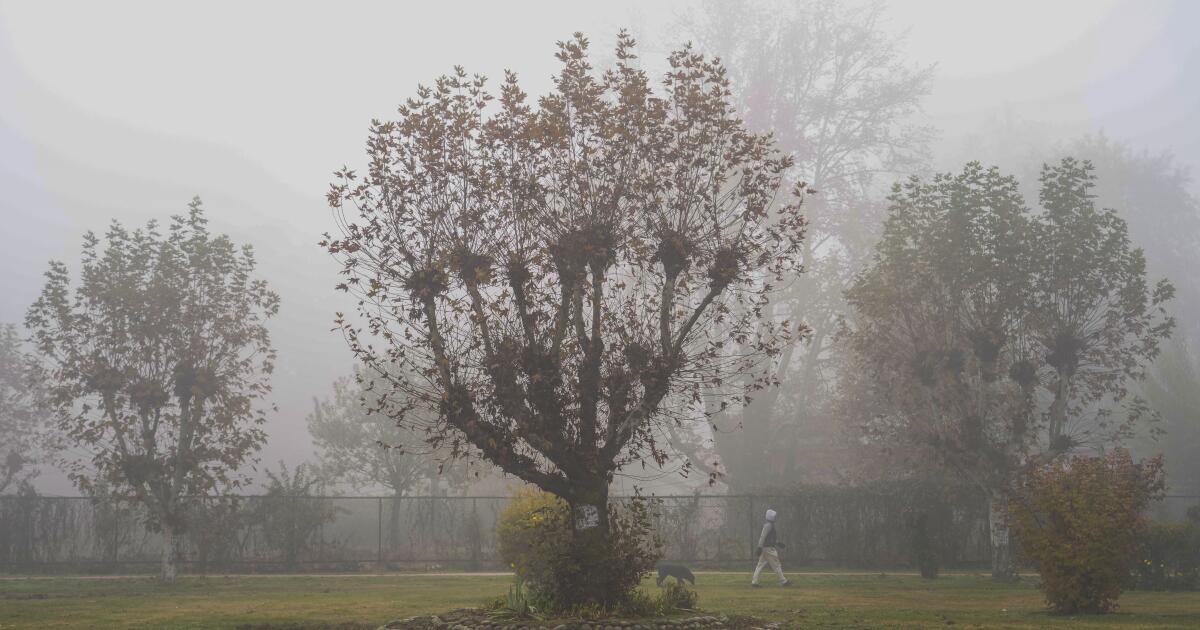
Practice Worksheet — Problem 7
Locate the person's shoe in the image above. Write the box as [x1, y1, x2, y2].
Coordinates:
[750, 583, 761, 588]
[781, 579, 792, 587]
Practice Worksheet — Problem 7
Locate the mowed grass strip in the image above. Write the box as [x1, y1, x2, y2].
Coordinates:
[3, 573, 1200, 629]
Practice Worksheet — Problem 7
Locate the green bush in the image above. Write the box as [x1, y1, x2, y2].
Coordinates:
[496, 489, 662, 612]
[613, 590, 660, 618]
[612, 583, 697, 618]
[1008, 450, 1165, 613]
[658, 582, 698, 611]
[1131, 507, 1200, 591]
[485, 577, 546, 621]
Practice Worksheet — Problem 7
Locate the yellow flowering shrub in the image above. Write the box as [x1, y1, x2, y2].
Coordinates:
[496, 488, 571, 582]
[495, 488, 662, 611]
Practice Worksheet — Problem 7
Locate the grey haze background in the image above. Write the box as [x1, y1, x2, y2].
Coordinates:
[2, 0, 1196, 493]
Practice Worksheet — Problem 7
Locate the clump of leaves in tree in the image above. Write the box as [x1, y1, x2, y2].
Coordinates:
[324, 32, 806, 606]
[1008, 450, 1164, 613]
[24, 199, 279, 582]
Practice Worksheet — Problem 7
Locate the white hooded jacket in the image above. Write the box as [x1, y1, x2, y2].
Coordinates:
[758, 509, 778, 549]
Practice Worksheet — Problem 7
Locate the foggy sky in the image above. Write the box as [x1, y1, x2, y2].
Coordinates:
[2, 0, 1197, 493]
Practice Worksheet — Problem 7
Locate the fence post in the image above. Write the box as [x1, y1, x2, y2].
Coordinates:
[112, 499, 119, 569]
[747, 496, 756, 560]
[377, 497, 384, 568]
[25, 496, 35, 570]
[470, 497, 479, 570]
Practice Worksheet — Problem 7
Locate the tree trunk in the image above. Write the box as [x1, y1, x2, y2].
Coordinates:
[988, 492, 1016, 581]
[569, 479, 613, 603]
[160, 522, 179, 584]
[1048, 373, 1070, 450]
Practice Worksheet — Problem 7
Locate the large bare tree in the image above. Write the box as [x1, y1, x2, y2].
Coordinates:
[25, 200, 279, 582]
[671, 0, 934, 489]
[324, 32, 807, 599]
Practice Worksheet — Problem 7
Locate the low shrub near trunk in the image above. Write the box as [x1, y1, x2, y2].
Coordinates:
[496, 489, 661, 611]
[1008, 450, 1165, 613]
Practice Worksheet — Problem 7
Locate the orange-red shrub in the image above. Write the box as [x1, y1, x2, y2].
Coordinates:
[1008, 450, 1164, 613]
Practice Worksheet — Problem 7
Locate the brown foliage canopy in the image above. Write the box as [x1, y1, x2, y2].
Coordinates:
[323, 33, 808, 500]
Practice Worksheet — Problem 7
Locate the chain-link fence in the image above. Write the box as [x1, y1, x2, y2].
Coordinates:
[3, 493, 1196, 574]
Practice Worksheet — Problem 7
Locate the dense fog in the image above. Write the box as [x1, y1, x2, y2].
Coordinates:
[2, 0, 1197, 498]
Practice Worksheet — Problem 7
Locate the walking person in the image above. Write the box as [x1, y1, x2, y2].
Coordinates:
[751, 508, 790, 587]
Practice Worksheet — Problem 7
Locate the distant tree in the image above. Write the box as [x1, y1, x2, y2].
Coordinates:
[844, 162, 1037, 578]
[256, 461, 341, 569]
[843, 159, 1173, 578]
[1058, 136, 1200, 345]
[1048, 138, 1200, 491]
[324, 33, 807, 605]
[0, 323, 47, 494]
[948, 126, 1200, 496]
[944, 122, 1200, 493]
[307, 371, 451, 497]
[307, 370, 471, 550]
[1141, 343, 1200, 494]
[1030, 158, 1176, 451]
[672, 0, 935, 489]
[24, 199, 279, 582]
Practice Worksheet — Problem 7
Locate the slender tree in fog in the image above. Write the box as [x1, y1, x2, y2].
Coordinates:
[308, 370, 466, 496]
[255, 461, 340, 570]
[672, 0, 934, 488]
[1051, 138, 1200, 491]
[950, 127, 1200, 493]
[844, 162, 1036, 578]
[308, 371, 469, 550]
[1030, 158, 1175, 451]
[843, 159, 1174, 578]
[324, 32, 808, 600]
[24, 200, 279, 582]
[0, 323, 47, 495]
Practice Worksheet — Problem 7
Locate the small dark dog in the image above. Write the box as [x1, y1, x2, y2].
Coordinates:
[656, 563, 695, 586]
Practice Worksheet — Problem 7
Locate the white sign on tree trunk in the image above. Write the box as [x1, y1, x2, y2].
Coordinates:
[574, 504, 600, 530]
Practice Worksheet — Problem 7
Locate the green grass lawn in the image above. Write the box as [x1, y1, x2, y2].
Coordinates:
[2, 572, 1199, 629]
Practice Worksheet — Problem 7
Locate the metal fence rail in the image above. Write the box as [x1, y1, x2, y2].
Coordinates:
[2, 494, 1196, 574]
